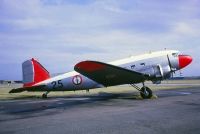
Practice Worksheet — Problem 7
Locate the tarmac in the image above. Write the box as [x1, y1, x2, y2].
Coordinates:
[0, 86, 200, 134]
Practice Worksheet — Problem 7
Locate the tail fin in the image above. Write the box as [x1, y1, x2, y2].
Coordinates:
[22, 58, 50, 87]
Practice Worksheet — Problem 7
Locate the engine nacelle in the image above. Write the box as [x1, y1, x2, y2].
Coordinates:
[138, 64, 171, 80]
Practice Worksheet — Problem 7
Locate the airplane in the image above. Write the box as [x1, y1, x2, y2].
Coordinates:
[9, 50, 193, 99]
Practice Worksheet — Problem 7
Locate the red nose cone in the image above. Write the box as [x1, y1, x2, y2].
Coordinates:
[178, 55, 192, 69]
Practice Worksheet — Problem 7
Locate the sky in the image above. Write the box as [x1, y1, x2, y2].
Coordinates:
[0, 0, 200, 80]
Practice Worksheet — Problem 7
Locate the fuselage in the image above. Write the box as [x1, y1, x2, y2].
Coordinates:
[35, 50, 191, 92]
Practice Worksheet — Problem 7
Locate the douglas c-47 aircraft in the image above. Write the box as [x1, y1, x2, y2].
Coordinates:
[10, 50, 192, 99]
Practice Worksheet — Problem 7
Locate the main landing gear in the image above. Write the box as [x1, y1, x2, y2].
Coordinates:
[42, 91, 50, 98]
[131, 83, 153, 99]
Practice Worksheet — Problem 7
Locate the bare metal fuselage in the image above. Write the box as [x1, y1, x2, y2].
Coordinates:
[36, 50, 180, 92]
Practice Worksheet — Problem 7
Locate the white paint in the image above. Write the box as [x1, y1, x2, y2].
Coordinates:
[35, 50, 179, 86]
[109, 50, 179, 66]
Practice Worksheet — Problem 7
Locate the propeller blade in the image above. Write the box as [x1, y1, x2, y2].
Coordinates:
[167, 54, 174, 77]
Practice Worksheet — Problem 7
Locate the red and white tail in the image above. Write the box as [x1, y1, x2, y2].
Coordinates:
[22, 58, 50, 87]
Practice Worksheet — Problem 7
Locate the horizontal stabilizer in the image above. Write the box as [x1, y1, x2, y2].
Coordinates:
[9, 85, 46, 93]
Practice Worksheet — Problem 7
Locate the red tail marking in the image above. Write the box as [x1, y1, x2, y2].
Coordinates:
[24, 58, 50, 87]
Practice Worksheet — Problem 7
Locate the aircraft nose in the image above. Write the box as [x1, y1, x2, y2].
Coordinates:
[178, 55, 193, 69]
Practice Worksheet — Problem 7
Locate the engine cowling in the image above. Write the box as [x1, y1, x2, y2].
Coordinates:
[138, 64, 171, 80]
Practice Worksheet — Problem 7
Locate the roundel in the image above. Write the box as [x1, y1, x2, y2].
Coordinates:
[72, 75, 82, 85]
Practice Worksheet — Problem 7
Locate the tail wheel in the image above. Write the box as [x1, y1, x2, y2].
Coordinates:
[140, 86, 152, 99]
[42, 91, 49, 98]
[42, 93, 47, 98]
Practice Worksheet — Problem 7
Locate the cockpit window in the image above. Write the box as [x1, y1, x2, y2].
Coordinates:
[172, 53, 178, 57]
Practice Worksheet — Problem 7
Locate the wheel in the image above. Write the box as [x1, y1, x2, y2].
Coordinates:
[42, 93, 47, 98]
[140, 86, 152, 99]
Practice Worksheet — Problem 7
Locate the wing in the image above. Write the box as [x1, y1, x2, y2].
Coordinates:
[9, 85, 46, 93]
[74, 61, 148, 87]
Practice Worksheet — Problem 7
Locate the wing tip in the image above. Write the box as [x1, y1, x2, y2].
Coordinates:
[75, 61, 106, 72]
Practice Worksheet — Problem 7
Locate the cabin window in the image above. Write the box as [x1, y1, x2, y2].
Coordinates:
[140, 63, 145, 66]
[131, 65, 135, 69]
[172, 53, 178, 57]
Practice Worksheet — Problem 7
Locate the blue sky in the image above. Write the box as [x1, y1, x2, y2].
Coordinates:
[0, 0, 200, 80]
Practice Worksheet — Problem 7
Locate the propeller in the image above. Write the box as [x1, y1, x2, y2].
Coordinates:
[167, 54, 176, 78]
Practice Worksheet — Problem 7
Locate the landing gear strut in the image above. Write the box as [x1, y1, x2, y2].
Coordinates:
[42, 91, 50, 98]
[131, 83, 153, 99]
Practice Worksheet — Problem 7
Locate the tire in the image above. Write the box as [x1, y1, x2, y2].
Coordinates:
[140, 86, 153, 99]
[42, 93, 47, 98]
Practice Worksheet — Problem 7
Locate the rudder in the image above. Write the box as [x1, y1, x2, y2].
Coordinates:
[22, 58, 50, 87]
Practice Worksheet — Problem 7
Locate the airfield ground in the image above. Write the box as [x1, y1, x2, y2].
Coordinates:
[0, 80, 200, 134]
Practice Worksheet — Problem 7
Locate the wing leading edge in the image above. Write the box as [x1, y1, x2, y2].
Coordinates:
[74, 61, 148, 87]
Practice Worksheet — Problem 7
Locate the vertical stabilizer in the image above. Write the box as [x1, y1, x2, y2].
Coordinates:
[22, 58, 50, 87]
